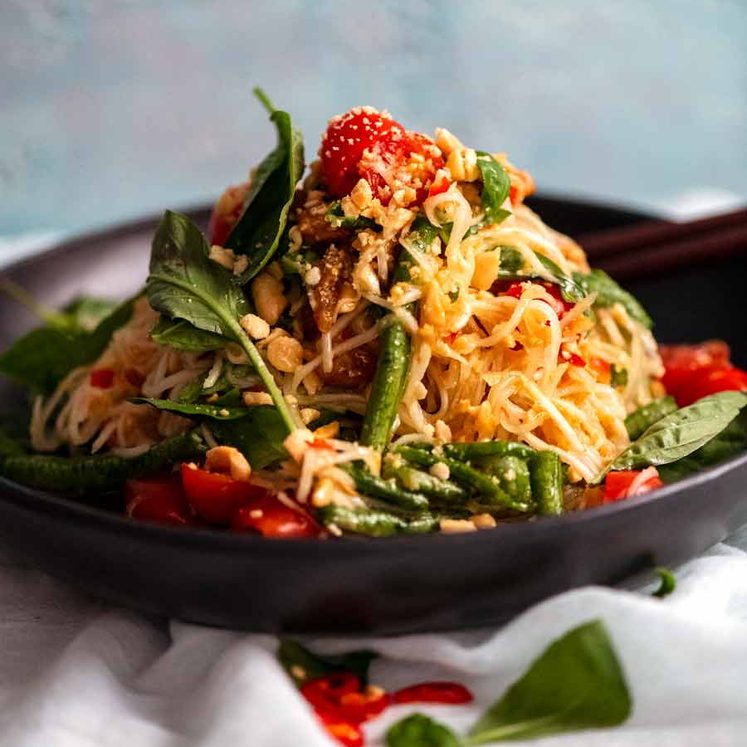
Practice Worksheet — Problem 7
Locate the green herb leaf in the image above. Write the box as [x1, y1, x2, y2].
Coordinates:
[150, 316, 228, 352]
[475, 151, 511, 225]
[610, 365, 629, 388]
[652, 567, 676, 598]
[325, 200, 378, 231]
[209, 405, 289, 468]
[535, 254, 586, 303]
[226, 88, 305, 282]
[467, 620, 631, 744]
[625, 396, 678, 441]
[0, 295, 137, 395]
[145, 210, 295, 432]
[608, 391, 747, 474]
[498, 246, 524, 273]
[133, 397, 250, 421]
[658, 409, 747, 482]
[573, 269, 653, 329]
[278, 640, 377, 687]
[387, 714, 462, 747]
[62, 295, 120, 331]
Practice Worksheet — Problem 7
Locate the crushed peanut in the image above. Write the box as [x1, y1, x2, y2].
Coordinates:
[240, 313, 270, 340]
[252, 271, 287, 325]
[267, 335, 304, 373]
[205, 445, 252, 482]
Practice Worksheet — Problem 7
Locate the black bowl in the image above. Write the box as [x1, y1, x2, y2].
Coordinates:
[0, 197, 745, 635]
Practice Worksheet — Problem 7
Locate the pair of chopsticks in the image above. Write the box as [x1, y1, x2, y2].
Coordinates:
[576, 207, 747, 280]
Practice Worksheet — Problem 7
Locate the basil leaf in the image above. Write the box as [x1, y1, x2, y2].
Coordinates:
[609, 391, 747, 473]
[467, 620, 630, 744]
[145, 210, 295, 432]
[652, 567, 676, 598]
[226, 88, 305, 283]
[387, 714, 461, 747]
[0, 295, 136, 395]
[150, 316, 228, 352]
[133, 397, 250, 421]
[209, 405, 289, 468]
[475, 151, 511, 225]
[535, 254, 586, 303]
[610, 365, 629, 388]
[658, 409, 747, 482]
[573, 269, 653, 329]
[62, 296, 120, 331]
[625, 396, 678, 441]
[278, 639, 377, 687]
[498, 246, 524, 273]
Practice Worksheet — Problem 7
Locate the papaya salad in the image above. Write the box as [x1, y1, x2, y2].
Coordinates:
[1, 89, 746, 538]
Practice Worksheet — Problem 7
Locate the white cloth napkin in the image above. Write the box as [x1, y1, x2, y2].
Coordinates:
[1, 531, 747, 747]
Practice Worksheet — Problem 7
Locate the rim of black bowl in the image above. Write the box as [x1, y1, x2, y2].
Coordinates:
[2, 196, 745, 553]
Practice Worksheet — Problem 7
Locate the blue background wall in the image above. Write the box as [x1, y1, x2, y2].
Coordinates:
[1, 0, 745, 249]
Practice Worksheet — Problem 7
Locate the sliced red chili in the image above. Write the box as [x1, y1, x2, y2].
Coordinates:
[392, 681, 474, 705]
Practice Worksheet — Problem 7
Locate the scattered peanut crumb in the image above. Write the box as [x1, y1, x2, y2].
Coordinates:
[439, 519, 477, 534]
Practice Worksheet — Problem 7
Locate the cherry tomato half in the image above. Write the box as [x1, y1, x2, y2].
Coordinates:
[232, 494, 320, 538]
[89, 368, 115, 389]
[660, 341, 747, 406]
[124, 474, 194, 526]
[604, 469, 663, 503]
[208, 180, 251, 246]
[180, 462, 264, 525]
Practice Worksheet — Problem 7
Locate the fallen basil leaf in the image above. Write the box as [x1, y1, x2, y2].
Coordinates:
[652, 567, 676, 598]
[573, 269, 652, 329]
[227, 88, 305, 282]
[278, 639, 377, 687]
[609, 391, 747, 473]
[475, 151, 511, 225]
[387, 714, 462, 747]
[467, 619, 631, 744]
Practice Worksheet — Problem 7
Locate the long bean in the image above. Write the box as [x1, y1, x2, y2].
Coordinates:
[442, 440, 535, 462]
[529, 450, 564, 515]
[395, 445, 532, 512]
[360, 220, 437, 450]
[342, 463, 430, 513]
[477, 455, 533, 509]
[382, 459, 467, 503]
[0, 431, 205, 494]
[317, 505, 438, 537]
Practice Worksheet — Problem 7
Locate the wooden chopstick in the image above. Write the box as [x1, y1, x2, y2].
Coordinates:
[576, 207, 747, 280]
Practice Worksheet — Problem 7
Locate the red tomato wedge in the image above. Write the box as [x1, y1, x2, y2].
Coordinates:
[180, 463, 264, 525]
[604, 468, 663, 503]
[208, 180, 251, 246]
[124, 474, 194, 526]
[660, 341, 747, 406]
[232, 494, 320, 538]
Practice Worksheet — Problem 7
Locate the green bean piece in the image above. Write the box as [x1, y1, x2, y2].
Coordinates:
[624, 396, 678, 440]
[382, 459, 468, 503]
[359, 320, 411, 450]
[477, 455, 533, 508]
[342, 463, 430, 512]
[0, 431, 205, 494]
[395, 445, 532, 512]
[317, 505, 438, 537]
[529, 450, 564, 515]
[442, 440, 535, 462]
[360, 219, 437, 451]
